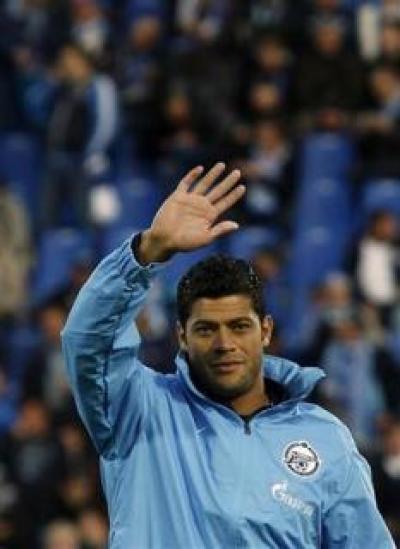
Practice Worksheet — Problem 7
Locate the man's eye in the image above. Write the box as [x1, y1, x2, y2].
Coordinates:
[196, 326, 212, 335]
[233, 323, 250, 331]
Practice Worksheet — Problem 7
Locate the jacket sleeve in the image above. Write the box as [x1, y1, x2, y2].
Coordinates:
[61, 236, 161, 459]
[322, 444, 395, 548]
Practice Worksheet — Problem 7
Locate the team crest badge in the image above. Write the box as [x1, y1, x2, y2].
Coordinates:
[283, 441, 320, 477]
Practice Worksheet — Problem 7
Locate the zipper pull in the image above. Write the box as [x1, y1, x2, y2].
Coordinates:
[244, 420, 251, 435]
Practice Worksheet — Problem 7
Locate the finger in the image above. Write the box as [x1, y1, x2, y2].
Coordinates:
[207, 169, 241, 204]
[176, 166, 204, 192]
[209, 220, 239, 239]
[214, 184, 246, 215]
[192, 162, 225, 195]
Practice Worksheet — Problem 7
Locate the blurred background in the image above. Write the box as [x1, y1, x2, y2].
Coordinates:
[0, 0, 399, 547]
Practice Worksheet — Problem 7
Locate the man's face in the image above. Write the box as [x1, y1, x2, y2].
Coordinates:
[57, 47, 90, 84]
[177, 295, 273, 401]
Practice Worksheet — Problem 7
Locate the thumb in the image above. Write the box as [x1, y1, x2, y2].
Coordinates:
[209, 220, 239, 240]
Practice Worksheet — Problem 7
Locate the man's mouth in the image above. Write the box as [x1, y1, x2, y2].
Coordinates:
[211, 361, 244, 374]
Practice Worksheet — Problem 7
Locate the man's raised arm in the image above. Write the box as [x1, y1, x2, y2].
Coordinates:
[61, 163, 244, 458]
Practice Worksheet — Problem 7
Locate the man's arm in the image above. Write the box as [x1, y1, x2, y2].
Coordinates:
[61, 163, 244, 459]
[322, 442, 395, 548]
[61, 236, 159, 458]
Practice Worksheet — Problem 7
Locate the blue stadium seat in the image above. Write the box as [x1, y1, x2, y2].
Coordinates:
[299, 132, 354, 180]
[116, 175, 163, 230]
[223, 226, 281, 260]
[32, 229, 93, 303]
[281, 133, 355, 352]
[100, 224, 138, 256]
[0, 133, 42, 223]
[289, 225, 348, 287]
[295, 176, 352, 232]
[362, 179, 400, 217]
[283, 222, 349, 353]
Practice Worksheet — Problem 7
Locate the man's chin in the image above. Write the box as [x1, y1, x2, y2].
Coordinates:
[207, 377, 251, 401]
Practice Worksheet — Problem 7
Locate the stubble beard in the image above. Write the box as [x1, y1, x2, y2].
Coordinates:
[189, 357, 260, 402]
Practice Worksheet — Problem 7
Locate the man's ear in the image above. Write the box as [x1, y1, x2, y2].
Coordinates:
[176, 321, 188, 352]
[261, 315, 274, 348]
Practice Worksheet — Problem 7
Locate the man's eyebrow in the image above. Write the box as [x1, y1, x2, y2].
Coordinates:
[227, 317, 253, 325]
[192, 320, 219, 328]
[192, 317, 253, 327]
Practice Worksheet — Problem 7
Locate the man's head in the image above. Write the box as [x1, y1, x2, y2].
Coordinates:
[370, 64, 400, 103]
[367, 209, 398, 241]
[57, 44, 94, 85]
[176, 255, 273, 403]
[312, 17, 345, 56]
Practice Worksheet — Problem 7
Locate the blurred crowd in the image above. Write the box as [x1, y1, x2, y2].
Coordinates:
[0, 0, 400, 547]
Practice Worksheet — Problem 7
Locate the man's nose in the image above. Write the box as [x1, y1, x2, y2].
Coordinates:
[213, 328, 236, 352]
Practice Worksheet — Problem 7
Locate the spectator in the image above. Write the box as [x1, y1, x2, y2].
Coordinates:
[355, 210, 399, 326]
[70, 0, 111, 65]
[297, 273, 356, 363]
[239, 117, 293, 230]
[78, 507, 108, 549]
[59, 473, 98, 520]
[24, 302, 72, 417]
[379, 22, 400, 69]
[4, 0, 70, 64]
[249, 0, 289, 30]
[42, 520, 79, 549]
[160, 86, 208, 185]
[295, 16, 365, 119]
[175, 0, 232, 49]
[320, 313, 387, 450]
[247, 80, 284, 121]
[20, 43, 118, 227]
[1, 400, 65, 547]
[249, 35, 292, 107]
[371, 420, 400, 545]
[382, 0, 400, 25]
[305, 0, 356, 46]
[116, 14, 164, 160]
[250, 245, 289, 331]
[46, 257, 93, 312]
[0, 180, 32, 321]
[0, 10, 25, 130]
[357, 63, 400, 177]
[358, 8, 400, 63]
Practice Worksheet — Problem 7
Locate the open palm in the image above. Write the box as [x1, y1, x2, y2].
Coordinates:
[149, 163, 245, 254]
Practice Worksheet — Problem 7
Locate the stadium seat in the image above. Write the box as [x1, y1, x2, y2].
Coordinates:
[0, 133, 42, 223]
[299, 132, 354, 180]
[32, 229, 93, 303]
[295, 176, 352, 231]
[362, 179, 400, 217]
[223, 226, 281, 260]
[289, 225, 348, 286]
[100, 224, 138, 255]
[116, 175, 163, 230]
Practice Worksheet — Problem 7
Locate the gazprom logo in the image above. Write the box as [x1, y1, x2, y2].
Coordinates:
[271, 481, 314, 518]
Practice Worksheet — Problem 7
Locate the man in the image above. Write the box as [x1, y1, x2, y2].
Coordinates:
[20, 43, 118, 226]
[62, 163, 394, 547]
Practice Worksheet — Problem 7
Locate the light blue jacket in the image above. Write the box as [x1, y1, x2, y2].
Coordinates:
[61, 238, 395, 549]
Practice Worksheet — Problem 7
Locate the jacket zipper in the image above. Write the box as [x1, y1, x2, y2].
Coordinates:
[243, 419, 251, 435]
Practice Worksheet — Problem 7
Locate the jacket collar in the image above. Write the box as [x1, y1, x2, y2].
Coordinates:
[175, 352, 325, 405]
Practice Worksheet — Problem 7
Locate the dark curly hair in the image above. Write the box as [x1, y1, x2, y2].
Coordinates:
[177, 254, 265, 327]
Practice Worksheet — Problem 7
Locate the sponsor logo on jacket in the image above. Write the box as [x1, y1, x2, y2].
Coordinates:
[271, 480, 314, 517]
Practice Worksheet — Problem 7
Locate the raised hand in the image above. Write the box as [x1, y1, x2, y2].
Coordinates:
[138, 163, 245, 264]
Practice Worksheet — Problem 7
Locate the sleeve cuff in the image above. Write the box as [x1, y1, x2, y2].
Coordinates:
[117, 233, 162, 284]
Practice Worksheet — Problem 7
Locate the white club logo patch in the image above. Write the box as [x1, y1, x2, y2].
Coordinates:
[283, 441, 320, 477]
